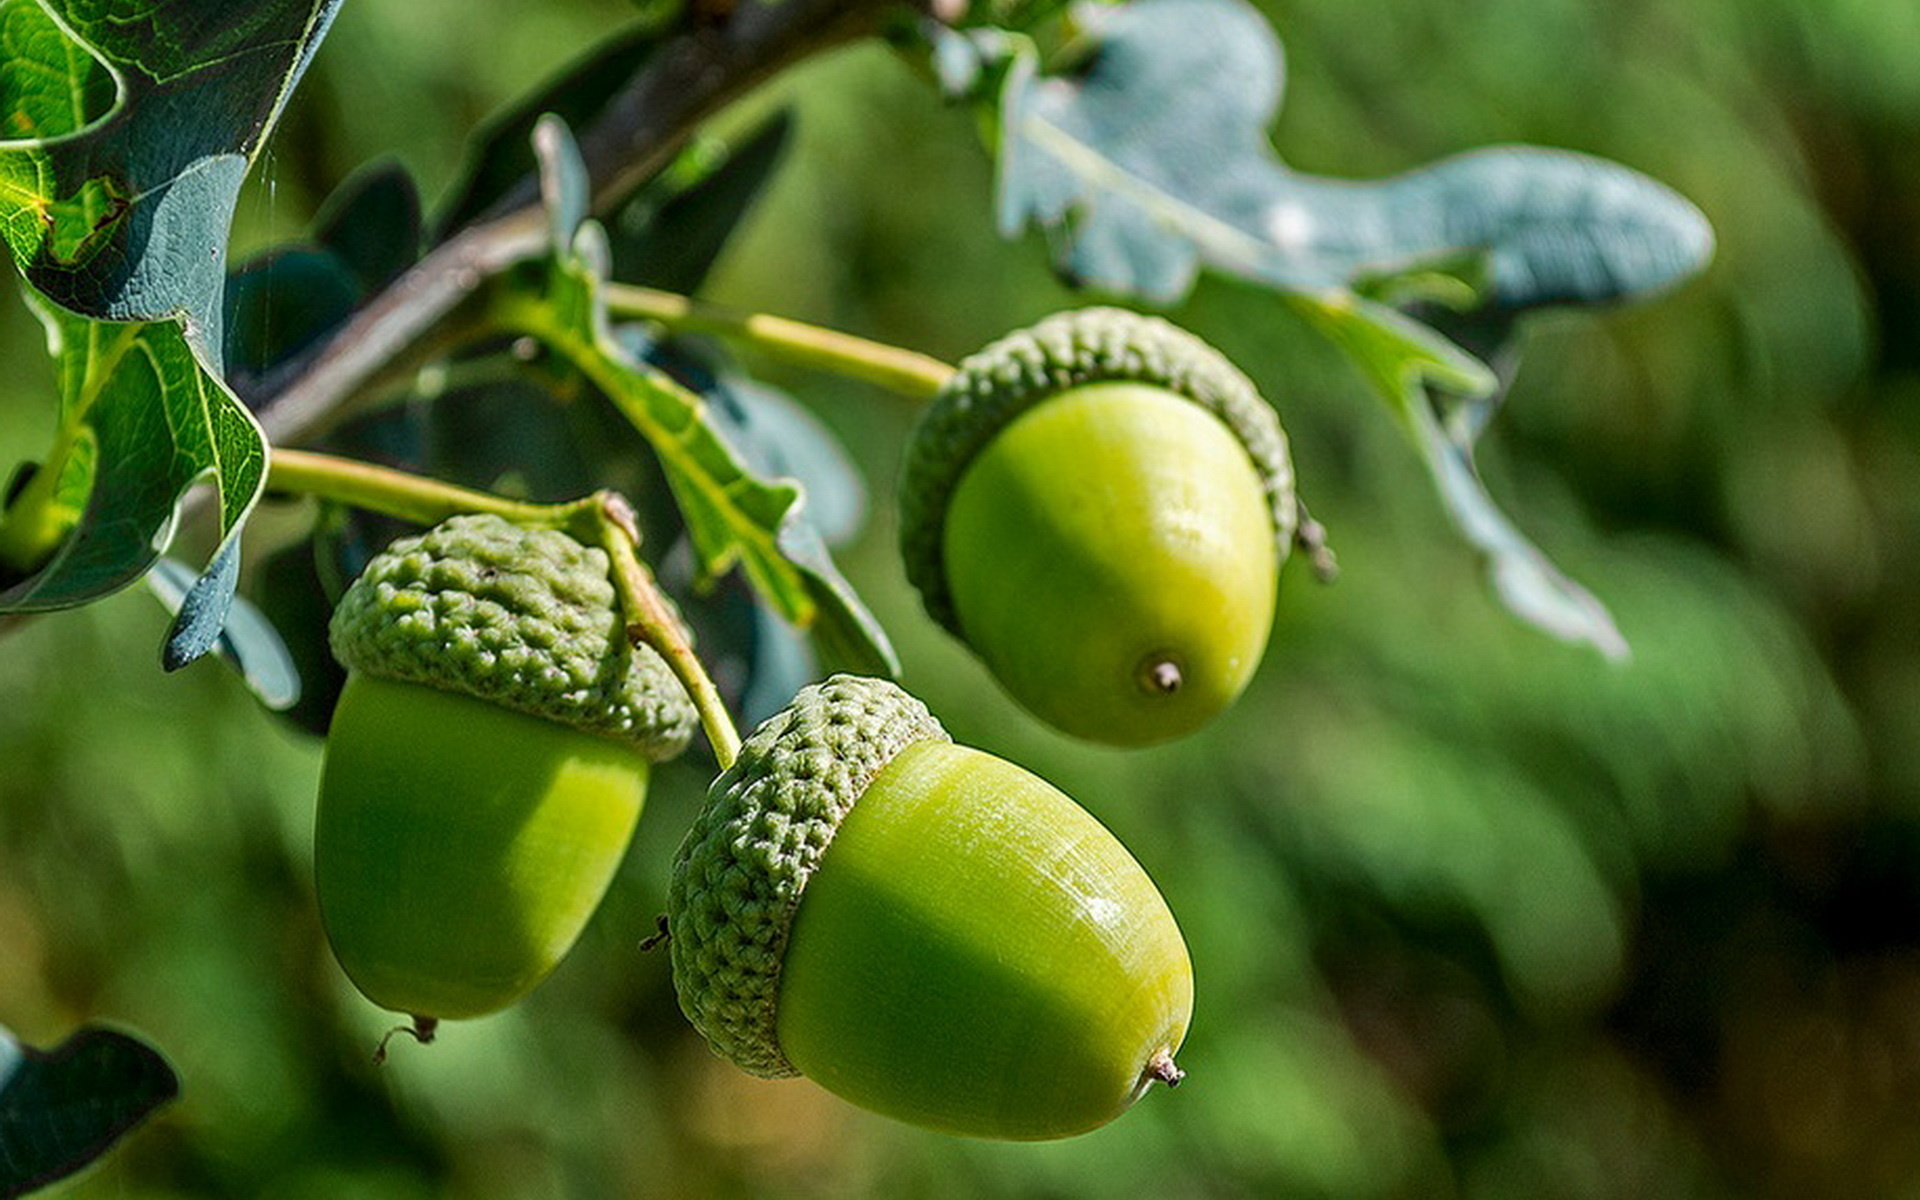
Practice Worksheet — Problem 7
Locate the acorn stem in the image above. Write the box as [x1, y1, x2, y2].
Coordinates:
[594, 495, 743, 769]
[1295, 504, 1339, 584]
[602, 283, 956, 402]
[372, 1015, 439, 1064]
[1139, 658, 1184, 695]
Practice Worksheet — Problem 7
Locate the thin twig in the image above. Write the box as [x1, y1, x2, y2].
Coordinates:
[245, 207, 550, 447]
[265, 448, 585, 529]
[592, 493, 744, 768]
[604, 283, 953, 400]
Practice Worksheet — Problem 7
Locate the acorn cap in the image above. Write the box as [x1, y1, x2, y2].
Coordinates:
[329, 513, 696, 761]
[667, 675, 950, 1077]
[898, 306, 1299, 635]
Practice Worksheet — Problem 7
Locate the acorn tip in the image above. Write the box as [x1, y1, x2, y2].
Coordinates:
[1140, 657, 1183, 696]
[1147, 1048, 1185, 1088]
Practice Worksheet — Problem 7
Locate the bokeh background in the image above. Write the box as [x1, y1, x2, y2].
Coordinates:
[4, 0, 1919, 1195]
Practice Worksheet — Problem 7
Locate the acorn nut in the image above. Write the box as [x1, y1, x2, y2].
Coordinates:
[667, 674, 1192, 1140]
[317, 513, 696, 1032]
[899, 307, 1297, 746]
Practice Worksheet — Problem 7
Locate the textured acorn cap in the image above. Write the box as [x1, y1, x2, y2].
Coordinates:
[667, 675, 950, 1077]
[898, 307, 1299, 635]
[329, 513, 696, 761]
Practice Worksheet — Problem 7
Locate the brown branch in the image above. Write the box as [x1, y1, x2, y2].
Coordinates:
[245, 0, 912, 447]
[570, 0, 904, 214]
[245, 206, 547, 445]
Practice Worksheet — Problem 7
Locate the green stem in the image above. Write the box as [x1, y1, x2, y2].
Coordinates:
[267, 448, 584, 530]
[590, 494, 743, 770]
[602, 283, 955, 401]
[266, 449, 743, 763]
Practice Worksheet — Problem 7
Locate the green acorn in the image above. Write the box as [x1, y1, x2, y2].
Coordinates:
[668, 674, 1192, 1141]
[899, 307, 1298, 746]
[317, 513, 695, 1033]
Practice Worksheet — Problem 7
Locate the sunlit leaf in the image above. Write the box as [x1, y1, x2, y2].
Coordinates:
[0, 295, 267, 621]
[638, 337, 865, 544]
[630, 334, 896, 675]
[516, 223, 807, 614]
[0, 0, 342, 334]
[0, 0, 342, 662]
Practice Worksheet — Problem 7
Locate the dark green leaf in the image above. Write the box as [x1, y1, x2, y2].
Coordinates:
[639, 338, 866, 544]
[520, 231, 811, 611]
[252, 523, 348, 736]
[433, 18, 667, 236]
[772, 517, 898, 677]
[719, 378, 864, 545]
[609, 112, 794, 295]
[679, 576, 820, 728]
[736, 596, 818, 726]
[640, 337, 897, 675]
[573, 261, 811, 612]
[0, 1025, 179, 1198]
[224, 247, 364, 377]
[157, 533, 241, 670]
[251, 465, 413, 736]
[311, 161, 423, 296]
[224, 171, 415, 403]
[704, 377, 895, 673]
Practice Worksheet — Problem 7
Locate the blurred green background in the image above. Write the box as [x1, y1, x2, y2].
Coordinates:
[5, 0, 1920, 1195]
